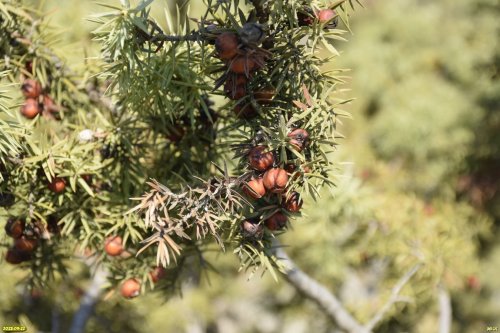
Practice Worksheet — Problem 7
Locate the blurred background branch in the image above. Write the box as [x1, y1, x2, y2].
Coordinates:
[364, 264, 421, 332]
[273, 239, 366, 333]
[438, 285, 452, 333]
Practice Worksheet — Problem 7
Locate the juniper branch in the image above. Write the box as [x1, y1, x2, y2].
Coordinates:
[150, 31, 201, 43]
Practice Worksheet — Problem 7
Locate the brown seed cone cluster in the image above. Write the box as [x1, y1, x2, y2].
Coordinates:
[19, 75, 59, 119]
[4, 218, 37, 264]
[119, 267, 166, 300]
[106, 235, 167, 299]
[213, 30, 272, 119]
[212, 26, 312, 236]
[240, 132, 310, 234]
[106, 236, 161, 299]
[241, 145, 291, 232]
[3, 217, 61, 265]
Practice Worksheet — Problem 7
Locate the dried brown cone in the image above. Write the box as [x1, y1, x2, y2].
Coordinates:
[150, 267, 166, 283]
[121, 278, 141, 299]
[5, 247, 31, 265]
[243, 177, 266, 199]
[48, 177, 66, 194]
[14, 236, 38, 253]
[21, 79, 42, 99]
[288, 128, 309, 152]
[248, 146, 274, 171]
[5, 218, 25, 239]
[20, 98, 41, 119]
[263, 168, 288, 193]
[224, 82, 247, 100]
[224, 74, 248, 100]
[215, 32, 239, 60]
[265, 212, 288, 231]
[284, 191, 303, 212]
[226, 73, 248, 87]
[104, 235, 124, 256]
[230, 55, 256, 75]
[240, 219, 264, 238]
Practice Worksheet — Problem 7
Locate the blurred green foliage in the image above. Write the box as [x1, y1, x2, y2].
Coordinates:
[1, 0, 498, 332]
[341, 0, 499, 197]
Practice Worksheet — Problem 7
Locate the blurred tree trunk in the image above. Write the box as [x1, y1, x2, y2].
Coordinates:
[68, 266, 109, 333]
